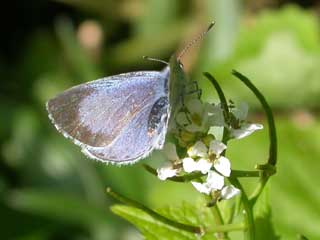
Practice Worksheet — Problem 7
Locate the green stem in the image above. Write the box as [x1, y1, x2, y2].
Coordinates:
[231, 70, 277, 166]
[206, 223, 246, 234]
[231, 170, 261, 178]
[211, 205, 224, 225]
[210, 204, 229, 239]
[249, 176, 268, 204]
[203, 72, 229, 120]
[106, 187, 202, 234]
[229, 178, 255, 240]
[143, 164, 260, 182]
[232, 70, 278, 204]
[143, 164, 203, 182]
[203, 72, 230, 146]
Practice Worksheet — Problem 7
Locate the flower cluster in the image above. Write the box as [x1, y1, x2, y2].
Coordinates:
[157, 140, 239, 200]
[157, 98, 262, 201]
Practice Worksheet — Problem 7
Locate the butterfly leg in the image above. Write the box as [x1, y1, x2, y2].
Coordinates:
[183, 81, 202, 100]
[175, 82, 202, 129]
[178, 82, 202, 112]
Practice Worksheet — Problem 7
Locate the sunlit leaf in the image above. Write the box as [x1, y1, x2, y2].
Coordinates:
[111, 202, 227, 240]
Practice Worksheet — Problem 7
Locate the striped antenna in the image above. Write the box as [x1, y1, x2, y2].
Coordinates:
[177, 21, 215, 61]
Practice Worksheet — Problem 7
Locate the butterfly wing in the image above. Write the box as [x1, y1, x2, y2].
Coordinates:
[47, 70, 169, 163]
[82, 96, 169, 163]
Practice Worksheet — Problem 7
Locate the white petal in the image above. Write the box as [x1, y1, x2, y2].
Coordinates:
[230, 123, 263, 139]
[186, 99, 203, 115]
[232, 102, 249, 121]
[214, 156, 231, 177]
[221, 185, 241, 200]
[197, 158, 213, 174]
[182, 158, 212, 174]
[209, 140, 227, 156]
[182, 157, 197, 173]
[157, 166, 178, 181]
[187, 141, 208, 158]
[206, 170, 224, 190]
[163, 143, 179, 161]
[176, 112, 189, 126]
[191, 181, 211, 195]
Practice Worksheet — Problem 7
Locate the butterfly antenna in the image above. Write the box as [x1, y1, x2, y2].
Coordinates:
[143, 56, 168, 65]
[177, 21, 215, 61]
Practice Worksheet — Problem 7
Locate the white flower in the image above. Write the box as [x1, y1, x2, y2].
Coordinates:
[231, 102, 248, 121]
[185, 140, 231, 177]
[221, 185, 241, 200]
[157, 164, 178, 181]
[209, 140, 227, 156]
[191, 170, 224, 195]
[157, 143, 180, 181]
[176, 99, 219, 133]
[182, 157, 212, 174]
[213, 156, 231, 177]
[229, 102, 263, 139]
[230, 123, 263, 139]
[208, 140, 231, 177]
[187, 141, 208, 158]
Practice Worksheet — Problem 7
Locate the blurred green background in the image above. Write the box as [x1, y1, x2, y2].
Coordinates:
[1, 0, 320, 239]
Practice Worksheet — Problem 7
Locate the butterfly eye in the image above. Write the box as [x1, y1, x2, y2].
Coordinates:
[179, 62, 184, 68]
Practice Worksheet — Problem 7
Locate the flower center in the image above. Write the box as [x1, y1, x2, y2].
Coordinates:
[191, 113, 202, 126]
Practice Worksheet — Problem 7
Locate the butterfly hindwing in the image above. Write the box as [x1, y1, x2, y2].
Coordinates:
[47, 70, 169, 163]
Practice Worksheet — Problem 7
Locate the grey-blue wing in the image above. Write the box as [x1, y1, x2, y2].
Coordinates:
[46, 71, 168, 163]
[82, 97, 168, 164]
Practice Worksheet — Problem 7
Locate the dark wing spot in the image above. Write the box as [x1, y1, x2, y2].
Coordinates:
[147, 96, 169, 136]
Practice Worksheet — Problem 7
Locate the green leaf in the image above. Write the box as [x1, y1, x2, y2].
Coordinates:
[111, 199, 248, 239]
[157, 201, 215, 229]
[111, 204, 199, 240]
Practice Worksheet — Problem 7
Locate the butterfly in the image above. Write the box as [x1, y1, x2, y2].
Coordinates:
[46, 22, 214, 165]
[46, 56, 187, 164]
